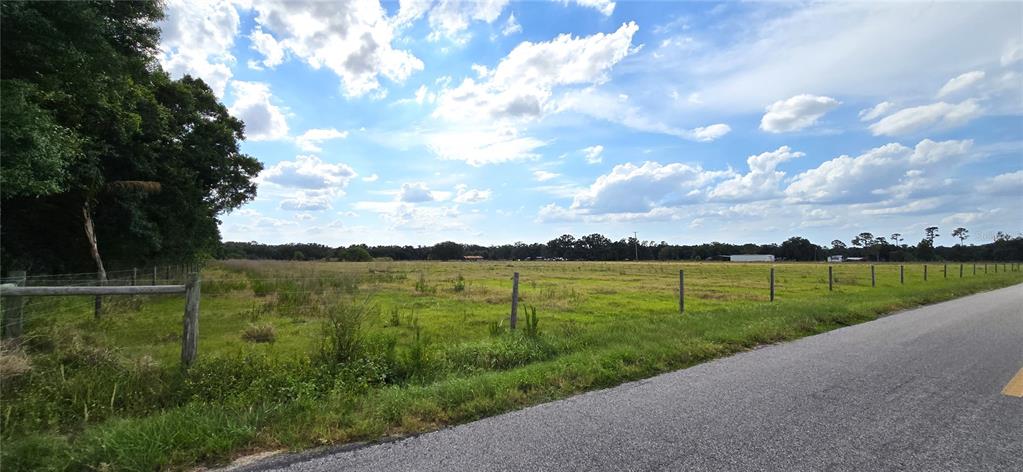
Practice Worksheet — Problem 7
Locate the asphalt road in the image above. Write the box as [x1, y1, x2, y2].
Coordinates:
[243, 284, 1023, 472]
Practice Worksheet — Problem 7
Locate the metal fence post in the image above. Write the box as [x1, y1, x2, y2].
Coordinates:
[924, 265, 928, 281]
[900, 265, 904, 284]
[943, 264, 947, 279]
[959, 264, 963, 278]
[828, 266, 833, 291]
[770, 267, 775, 301]
[2, 271, 26, 339]
[509, 272, 519, 330]
[181, 273, 200, 368]
[871, 265, 876, 288]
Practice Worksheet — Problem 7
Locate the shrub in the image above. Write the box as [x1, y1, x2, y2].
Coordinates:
[319, 300, 372, 365]
[452, 274, 465, 292]
[241, 323, 276, 343]
[441, 334, 555, 373]
[523, 305, 540, 337]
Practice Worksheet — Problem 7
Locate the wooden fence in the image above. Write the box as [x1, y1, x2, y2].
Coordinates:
[0, 272, 202, 367]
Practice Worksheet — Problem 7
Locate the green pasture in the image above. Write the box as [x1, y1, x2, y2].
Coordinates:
[2, 260, 1020, 471]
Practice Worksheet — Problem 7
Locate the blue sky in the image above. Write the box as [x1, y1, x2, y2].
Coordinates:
[157, 0, 1023, 248]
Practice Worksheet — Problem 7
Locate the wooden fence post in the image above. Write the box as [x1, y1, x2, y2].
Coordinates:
[509, 272, 519, 330]
[2, 271, 27, 339]
[943, 264, 947, 279]
[181, 272, 200, 368]
[924, 265, 928, 281]
[828, 266, 833, 291]
[871, 265, 876, 287]
[959, 264, 963, 278]
[679, 269, 685, 313]
[770, 267, 775, 301]
[900, 265, 904, 284]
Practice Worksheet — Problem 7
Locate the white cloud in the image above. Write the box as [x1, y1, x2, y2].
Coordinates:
[279, 192, 334, 211]
[858, 101, 895, 122]
[454, 184, 493, 203]
[157, 0, 240, 96]
[1001, 41, 1023, 66]
[533, 170, 560, 182]
[582, 145, 604, 164]
[425, 127, 546, 166]
[501, 13, 522, 36]
[248, 27, 285, 69]
[672, 2, 1022, 112]
[987, 170, 1023, 195]
[398, 182, 437, 203]
[262, 155, 357, 190]
[557, 88, 731, 141]
[295, 128, 349, 152]
[868, 100, 981, 136]
[709, 146, 804, 201]
[570, 161, 731, 214]
[362, 174, 380, 182]
[568, 0, 615, 16]
[434, 22, 639, 123]
[759, 94, 840, 133]
[427, 0, 510, 43]
[785, 139, 973, 204]
[229, 81, 289, 141]
[251, 0, 424, 97]
[937, 71, 986, 98]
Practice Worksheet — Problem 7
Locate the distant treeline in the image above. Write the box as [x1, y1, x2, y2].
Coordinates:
[219, 231, 1023, 263]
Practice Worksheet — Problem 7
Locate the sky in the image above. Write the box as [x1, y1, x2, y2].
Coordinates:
[156, 0, 1023, 248]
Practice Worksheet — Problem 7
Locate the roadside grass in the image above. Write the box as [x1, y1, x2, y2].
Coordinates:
[2, 261, 1020, 470]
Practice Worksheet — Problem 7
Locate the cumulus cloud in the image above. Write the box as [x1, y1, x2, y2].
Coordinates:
[937, 70, 986, 98]
[426, 0, 510, 43]
[229, 81, 289, 141]
[434, 22, 639, 123]
[248, 27, 285, 69]
[501, 12, 522, 36]
[454, 184, 493, 203]
[157, 0, 240, 96]
[709, 146, 804, 201]
[570, 161, 732, 214]
[759, 94, 840, 133]
[582, 145, 604, 164]
[279, 192, 333, 211]
[785, 139, 973, 204]
[425, 127, 546, 166]
[398, 182, 437, 202]
[262, 155, 357, 190]
[295, 128, 349, 152]
[569, 0, 616, 16]
[868, 100, 981, 136]
[858, 101, 895, 122]
[533, 170, 559, 182]
[250, 0, 424, 97]
[987, 170, 1023, 195]
[362, 174, 380, 182]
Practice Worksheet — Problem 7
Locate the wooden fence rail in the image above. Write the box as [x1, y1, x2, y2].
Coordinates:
[0, 273, 201, 367]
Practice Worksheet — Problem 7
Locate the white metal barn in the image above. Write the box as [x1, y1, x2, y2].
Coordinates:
[728, 254, 775, 262]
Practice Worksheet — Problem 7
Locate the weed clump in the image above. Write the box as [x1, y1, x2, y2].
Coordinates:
[241, 323, 276, 343]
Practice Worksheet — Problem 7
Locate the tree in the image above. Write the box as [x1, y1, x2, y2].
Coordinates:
[430, 241, 464, 261]
[890, 233, 903, 247]
[925, 226, 939, 243]
[0, 2, 262, 274]
[779, 236, 818, 261]
[952, 227, 969, 246]
[342, 246, 373, 262]
[851, 232, 874, 248]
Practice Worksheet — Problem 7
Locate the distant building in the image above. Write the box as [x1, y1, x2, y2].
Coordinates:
[463, 255, 484, 261]
[828, 255, 844, 263]
[728, 254, 775, 262]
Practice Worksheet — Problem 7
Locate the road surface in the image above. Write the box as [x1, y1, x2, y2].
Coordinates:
[242, 284, 1023, 471]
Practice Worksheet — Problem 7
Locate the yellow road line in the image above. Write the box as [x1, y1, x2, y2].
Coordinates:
[1002, 367, 1023, 398]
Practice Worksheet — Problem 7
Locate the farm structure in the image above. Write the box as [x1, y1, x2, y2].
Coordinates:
[728, 254, 775, 262]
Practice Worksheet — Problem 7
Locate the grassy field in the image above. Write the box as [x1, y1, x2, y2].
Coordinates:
[2, 260, 1021, 470]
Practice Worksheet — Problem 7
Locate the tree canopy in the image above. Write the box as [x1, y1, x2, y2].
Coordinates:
[1, 1, 262, 274]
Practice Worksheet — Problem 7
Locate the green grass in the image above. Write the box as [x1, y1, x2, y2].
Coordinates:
[2, 260, 1020, 470]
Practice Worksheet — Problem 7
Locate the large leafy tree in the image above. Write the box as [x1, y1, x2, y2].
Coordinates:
[1, 1, 262, 275]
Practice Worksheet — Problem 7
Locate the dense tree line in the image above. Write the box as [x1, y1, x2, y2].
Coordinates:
[1, 1, 261, 276]
[220, 229, 1023, 263]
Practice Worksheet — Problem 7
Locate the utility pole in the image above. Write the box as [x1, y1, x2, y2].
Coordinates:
[633, 231, 639, 261]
